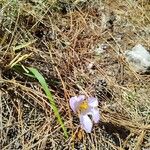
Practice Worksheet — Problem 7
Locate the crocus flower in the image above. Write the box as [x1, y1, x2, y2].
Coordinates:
[69, 95, 100, 133]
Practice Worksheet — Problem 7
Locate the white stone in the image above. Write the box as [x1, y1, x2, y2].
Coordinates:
[125, 44, 150, 73]
[94, 43, 107, 55]
[87, 62, 95, 74]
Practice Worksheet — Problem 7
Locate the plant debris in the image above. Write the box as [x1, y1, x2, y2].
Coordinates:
[0, 0, 150, 149]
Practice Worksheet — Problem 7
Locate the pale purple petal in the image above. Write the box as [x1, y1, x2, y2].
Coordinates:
[69, 96, 78, 112]
[79, 114, 93, 133]
[88, 97, 98, 107]
[91, 108, 100, 123]
[77, 95, 85, 102]
[70, 95, 85, 113]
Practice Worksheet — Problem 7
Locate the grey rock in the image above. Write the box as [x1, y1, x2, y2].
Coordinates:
[125, 44, 150, 73]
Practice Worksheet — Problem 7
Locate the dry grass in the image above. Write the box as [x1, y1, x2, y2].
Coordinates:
[0, 0, 150, 149]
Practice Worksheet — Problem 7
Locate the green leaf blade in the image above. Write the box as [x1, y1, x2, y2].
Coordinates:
[27, 67, 68, 138]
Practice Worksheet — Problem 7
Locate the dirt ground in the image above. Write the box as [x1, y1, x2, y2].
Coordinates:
[0, 0, 150, 149]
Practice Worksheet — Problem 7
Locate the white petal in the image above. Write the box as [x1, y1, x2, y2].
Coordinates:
[79, 114, 93, 133]
[69, 96, 78, 113]
[91, 108, 100, 123]
[88, 97, 98, 107]
[77, 95, 85, 102]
